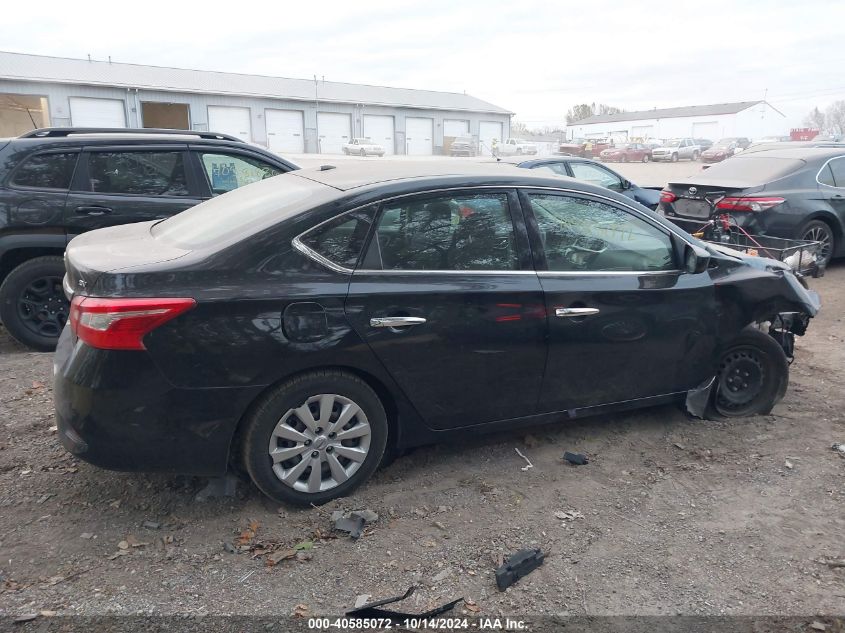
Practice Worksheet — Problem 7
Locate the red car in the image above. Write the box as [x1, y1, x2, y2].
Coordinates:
[557, 138, 613, 158]
[599, 143, 651, 163]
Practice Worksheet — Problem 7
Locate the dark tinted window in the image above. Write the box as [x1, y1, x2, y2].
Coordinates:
[528, 194, 675, 272]
[701, 156, 804, 183]
[12, 153, 77, 189]
[818, 163, 836, 186]
[88, 151, 189, 196]
[299, 206, 377, 269]
[199, 152, 282, 195]
[827, 158, 845, 187]
[366, 193, 518, 271]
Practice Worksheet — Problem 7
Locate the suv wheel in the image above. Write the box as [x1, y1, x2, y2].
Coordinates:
[671, 153, 679, 162]
[708, 327, 788, 418]
[241, 370, 388, 506]
[800, 219, 835, 266]
[692, 151, 700, 161]
[0, 256, 68, 351]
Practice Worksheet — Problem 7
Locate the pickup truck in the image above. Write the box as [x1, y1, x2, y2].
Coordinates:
[493, 138, 538, 156]
[650, 138, 700, 162]
[342, 138, 385, 156]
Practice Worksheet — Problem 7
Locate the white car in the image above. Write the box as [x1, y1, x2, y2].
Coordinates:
[342, 138, 385, 157]
[494, 138, 538, 156]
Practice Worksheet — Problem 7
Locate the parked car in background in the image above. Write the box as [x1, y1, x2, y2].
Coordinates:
[694, 138, 714, 152]
[813, 133, 845, 142]
[504, 156, 661, 209]
[599, 142, 651, 163]
[642, 139, 663, 151]
[700, 137, 751, 163]
[342, 138, 385, 156]
[557, 138, 613, 158]
[449, 135, 476, 156]
[0, 128, 298, 351]
[753, 136, 790, 145]
[55, 160, 819, 505]
[651, 138, 701, 162]
[659, 147, 845, 265]
[494, 138, 538, 156]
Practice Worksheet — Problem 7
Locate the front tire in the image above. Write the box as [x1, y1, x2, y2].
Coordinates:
[799, 219, 835, 266]
[642, 154, 650, 163]
[671, 153, 679, 162]
[708, 327, 789, 418]
[359, 149, 366, 157]
[240, 370, 388, 506]
[692, 151, 700, 161]
[0, 256, 67, 352]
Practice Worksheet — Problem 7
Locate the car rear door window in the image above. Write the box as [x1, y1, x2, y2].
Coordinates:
[87, 151, 189, 196]
[11, 153, 78, 190]
[198, 152, 282, 195]
[527, 194, 675, 272]
[365, 193, 518, 271]
[298, 206, 378, 269]
[826, 157, 845, 187]
[818, 163, 836, 187]
[569, 162, 623, 190]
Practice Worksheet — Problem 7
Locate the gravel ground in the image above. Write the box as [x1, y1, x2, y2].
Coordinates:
[0, 265, 843, 621]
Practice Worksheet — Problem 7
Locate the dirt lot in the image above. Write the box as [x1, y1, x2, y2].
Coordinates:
[0, 264, 843, 620]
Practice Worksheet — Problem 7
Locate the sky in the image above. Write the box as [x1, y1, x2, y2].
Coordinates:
[2, 0, 844, 130]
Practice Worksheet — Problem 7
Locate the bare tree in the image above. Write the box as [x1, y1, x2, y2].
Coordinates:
[825, 100, 845, 134]
[804, 106, 825, 130]
[511, 120, 530, 137]
[565, 103, 624, 125]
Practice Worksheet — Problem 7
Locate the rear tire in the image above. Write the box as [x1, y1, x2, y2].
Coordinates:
[642, 154, 650, 163]
[692, 151, 700, 161]
[799, 219, 835, 266]
[671, 153, 679, 162]
[240, 370, 388, 506]
[0, 256, 67, 352]
[359, 149, 366, 157]
[707, 327, 789, 418]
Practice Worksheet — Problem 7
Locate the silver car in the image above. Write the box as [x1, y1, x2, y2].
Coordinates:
[651, 138, 701, 162]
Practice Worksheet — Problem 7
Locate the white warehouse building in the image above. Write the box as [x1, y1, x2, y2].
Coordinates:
[0, 51, 512, 156]
[567, 101, 786, 143]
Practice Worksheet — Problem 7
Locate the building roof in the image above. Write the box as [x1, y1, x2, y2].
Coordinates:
[0, 50, 512, 115]
[575, 101, 782, 125]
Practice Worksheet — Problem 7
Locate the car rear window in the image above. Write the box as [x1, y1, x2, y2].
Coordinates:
[699, 155, 805, 182]
[12, 152, 78, 190]
[151, 173, 334, 250]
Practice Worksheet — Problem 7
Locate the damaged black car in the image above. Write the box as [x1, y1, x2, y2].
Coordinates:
[53, 162, 820, 505]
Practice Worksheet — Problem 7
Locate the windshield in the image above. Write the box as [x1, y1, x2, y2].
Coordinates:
[152, 173, 334, 249]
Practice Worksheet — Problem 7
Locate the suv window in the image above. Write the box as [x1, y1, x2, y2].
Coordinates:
[298, 206, 378, 269]
[88, 151, 189, 196]
[11, 153, 78, 190]
[198, 152, 282, 195]
[827, 157, 845, 187]
[365, 193, 518, 271]
[527, 194, 675, 272]
[569, 162, 622, 190]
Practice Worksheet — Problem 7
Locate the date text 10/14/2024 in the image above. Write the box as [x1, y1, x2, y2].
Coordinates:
[307, 617, 529, 630]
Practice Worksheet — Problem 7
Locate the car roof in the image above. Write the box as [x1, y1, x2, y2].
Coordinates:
[733, 147, 845, 160]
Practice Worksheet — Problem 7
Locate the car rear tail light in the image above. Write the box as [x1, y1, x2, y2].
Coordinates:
[715, 196, 785, 212]
[659, 190, 677, 203]
[69, 296, 196, 350]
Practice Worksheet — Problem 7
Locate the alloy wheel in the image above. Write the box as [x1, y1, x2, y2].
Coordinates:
[802, 224, 833, 263]
[16, 275, 68, 338]
[268, 393, 372, 493]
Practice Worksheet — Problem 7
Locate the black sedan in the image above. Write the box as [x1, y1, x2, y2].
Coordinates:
[55, 162, 819, 505]
[659, 147, 845, 264]
[504, 156, 662, 209]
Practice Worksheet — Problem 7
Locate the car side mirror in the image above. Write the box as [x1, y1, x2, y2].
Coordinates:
[684, 243, 710, 274]
[622, 179, 632, 190]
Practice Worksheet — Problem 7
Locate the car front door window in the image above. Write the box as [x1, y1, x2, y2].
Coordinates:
[527, 194, 675, 272]
[568, 162, 624, 192]
[198, 152, 282, 195]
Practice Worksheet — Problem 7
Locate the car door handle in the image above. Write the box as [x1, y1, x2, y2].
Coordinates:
[555, 307, 600, 318]
[370, 316, 427, 328]
[75, 206, 113, 216]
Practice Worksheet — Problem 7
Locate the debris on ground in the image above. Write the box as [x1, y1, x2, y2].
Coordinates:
[354, 594, 371, 608]
[832, 442, 845, 456]
[142, 520, 161, 530]
[194, 474, 239, 502]
[332, 510, 378, 539]
[431, 566, 453, 583]
[810, 622, 827, 631]
[785, 459, 794, 470]
[554, 509, 585, 524]
[79, 532, 94, 540]
[563, 451, 589, 466]
[346, 586, 464, 624]
[291, 604, 310, 618]
[815, 557, 845, 568]
[514, 447, 534, 471]
[495, 548, 545, 591]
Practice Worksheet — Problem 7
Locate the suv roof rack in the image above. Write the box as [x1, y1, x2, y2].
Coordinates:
[19, 127, 245, 143]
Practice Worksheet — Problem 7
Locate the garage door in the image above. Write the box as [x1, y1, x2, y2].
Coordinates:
[444, 119, 469, 137]
[208, 106, 252, 142]
[317, 112, 351, 154]
[692, 121, 719, 141]
[406, 117, 433, 155]
[69, 97, 126, 127]
[631, 125, 655, 139]
[479, 121, 503, 156]
[363, 115, 394, 155]
[266, 109, 304, 154]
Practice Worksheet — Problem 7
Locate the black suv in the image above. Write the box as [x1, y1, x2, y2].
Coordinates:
[0, 128, 298, 350]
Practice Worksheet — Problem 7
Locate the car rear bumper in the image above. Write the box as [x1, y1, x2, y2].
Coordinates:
[53, 327, 262, 476]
